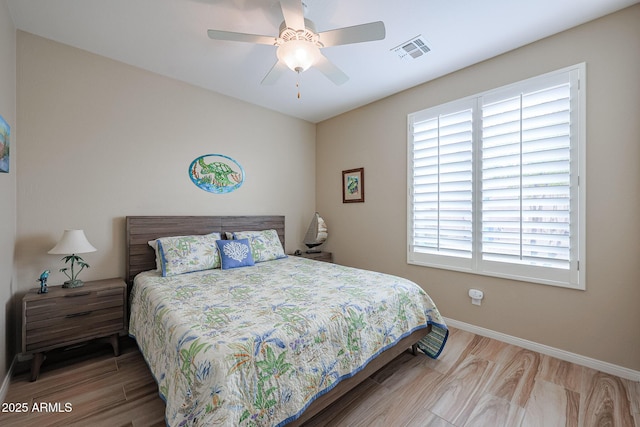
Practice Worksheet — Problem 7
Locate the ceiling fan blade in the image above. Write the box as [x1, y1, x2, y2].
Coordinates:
[279, 0, 305, 30]
[261, 60, 289, 85]
[207, 29, 276, 45]
[318, 21, 386, 47]
[314, 53, 349, 85]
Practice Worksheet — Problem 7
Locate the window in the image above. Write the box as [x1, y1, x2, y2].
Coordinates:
[408, 64, 585, 289]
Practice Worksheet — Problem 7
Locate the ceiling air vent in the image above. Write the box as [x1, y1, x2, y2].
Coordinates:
[392, 35, 431, 60]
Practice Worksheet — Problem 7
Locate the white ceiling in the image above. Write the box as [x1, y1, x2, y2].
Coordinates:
[7, 0, 638, 123]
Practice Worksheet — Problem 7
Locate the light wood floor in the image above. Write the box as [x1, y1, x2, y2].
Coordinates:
[2, 327, 638, 426]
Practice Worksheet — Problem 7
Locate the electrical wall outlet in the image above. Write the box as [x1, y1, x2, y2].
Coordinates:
[469, 288, 484, 306]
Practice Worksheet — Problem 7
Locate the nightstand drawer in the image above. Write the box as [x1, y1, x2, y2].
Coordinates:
[25, 289, 123, 322]
[25, 306, 124, 352]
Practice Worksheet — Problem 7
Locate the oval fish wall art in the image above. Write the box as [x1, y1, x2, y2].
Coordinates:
[189, 154, 245, 194]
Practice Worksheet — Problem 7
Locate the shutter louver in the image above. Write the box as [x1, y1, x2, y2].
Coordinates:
[481, 83, 571, 269]
[412, 109, 473, 258]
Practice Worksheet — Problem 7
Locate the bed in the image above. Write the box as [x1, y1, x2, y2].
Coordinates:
[126, 215, 448, 426]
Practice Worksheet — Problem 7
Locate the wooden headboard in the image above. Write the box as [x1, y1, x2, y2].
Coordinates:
[125, 215, 285, 285]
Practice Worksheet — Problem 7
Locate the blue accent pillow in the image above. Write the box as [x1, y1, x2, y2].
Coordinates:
[216, 239, 255, 270]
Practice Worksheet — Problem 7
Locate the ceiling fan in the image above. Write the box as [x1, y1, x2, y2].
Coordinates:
[207, 0, 386, 86]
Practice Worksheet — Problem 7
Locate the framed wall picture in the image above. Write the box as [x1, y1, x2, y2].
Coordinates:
[342, 167, 364, 203]
[0, 115, 9, 173]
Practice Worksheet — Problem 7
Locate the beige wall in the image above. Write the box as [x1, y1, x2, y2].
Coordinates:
[0, 0, 17, 383]
[317, 5, 640, 371]
[15, 32, 316, 349]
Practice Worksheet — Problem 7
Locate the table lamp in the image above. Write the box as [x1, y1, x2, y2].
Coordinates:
[48, 229, 96, 288]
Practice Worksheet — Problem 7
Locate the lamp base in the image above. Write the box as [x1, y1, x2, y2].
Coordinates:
[62, 279, 84, 288]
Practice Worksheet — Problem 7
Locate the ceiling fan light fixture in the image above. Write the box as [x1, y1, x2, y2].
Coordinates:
[277, 40, 320, 72]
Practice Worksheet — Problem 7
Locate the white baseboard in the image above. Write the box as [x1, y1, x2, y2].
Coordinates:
[444, 317, 640, 382]
[0, 355, 16, 403]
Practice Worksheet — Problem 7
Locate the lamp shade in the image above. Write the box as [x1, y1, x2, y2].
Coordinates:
[48, 229, 97, 255]
[277, 40, 321, 72]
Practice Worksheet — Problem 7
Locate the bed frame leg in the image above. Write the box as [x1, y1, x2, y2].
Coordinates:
[411, 343, 418, 356]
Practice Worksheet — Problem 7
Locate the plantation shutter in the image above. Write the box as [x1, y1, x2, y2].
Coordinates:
[410, 104, 474, 263]
[408, 64, 582, 288]
[480, 81, 571, 270]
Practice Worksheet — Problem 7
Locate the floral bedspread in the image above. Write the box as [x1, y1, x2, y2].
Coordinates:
[129, 257, 447, 426]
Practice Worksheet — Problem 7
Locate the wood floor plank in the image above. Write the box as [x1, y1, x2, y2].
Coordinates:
[346, 366, 444, 426]
[7, 358, 119, 402]
[538, 353, 584, 393]
[369, 349, 418, 384]
[422, 328, 476, 375]
[2, 330, 638, 427]
[372, 351, 443, 394]
[67, 391, 165, 427]
[123, 378, 163, 402]
[461, 393, 525, 427]
[484, 347, 541, 408]
[29, 380, 127, 426]
[422, 354, 496, 425]
[580, 369, 636, 427]
[305, 381, 387, 426]
[626, 377, 640, 427]
[521, 379, 579, 427]
[405, 411, 456, 427]
[301, 377, 379, 427]
[467, 335, 511, 363]
[625, 378, 640, 415]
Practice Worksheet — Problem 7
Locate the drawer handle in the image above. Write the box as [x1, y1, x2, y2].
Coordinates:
[65, 292, 91, 298]
[65, 311, 92, 318]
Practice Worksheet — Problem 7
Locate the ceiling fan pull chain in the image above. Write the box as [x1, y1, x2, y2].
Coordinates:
[297, 70, 301, 99]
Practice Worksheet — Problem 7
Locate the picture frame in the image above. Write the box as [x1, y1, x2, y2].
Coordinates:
[0, 115, 9, 173]
[342, 167, 364, 203]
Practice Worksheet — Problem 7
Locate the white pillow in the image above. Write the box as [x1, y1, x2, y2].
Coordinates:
[155, 233, 222, 276]
[232, 229, 286, 263]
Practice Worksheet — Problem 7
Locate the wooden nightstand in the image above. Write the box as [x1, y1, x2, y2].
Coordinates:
[22, 277, 127, 381]
[295, 251, 333, 263]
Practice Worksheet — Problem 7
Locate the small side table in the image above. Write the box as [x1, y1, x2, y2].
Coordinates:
[294, 251, 333, 263]
[22, 278, 127, 381]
